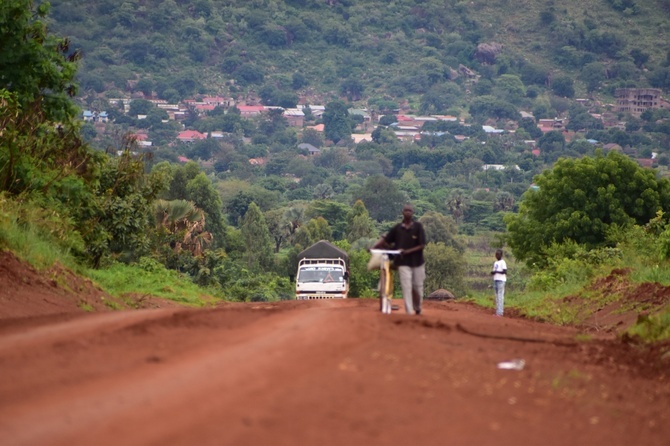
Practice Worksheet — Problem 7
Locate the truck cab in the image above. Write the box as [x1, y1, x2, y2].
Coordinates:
[295, 258, 349, 300]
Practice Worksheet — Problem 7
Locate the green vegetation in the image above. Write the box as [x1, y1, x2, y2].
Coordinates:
[85, 258, 220, 307]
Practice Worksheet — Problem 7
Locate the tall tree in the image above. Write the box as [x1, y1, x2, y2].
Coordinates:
[186, 173, 226, 248]
[323, 100, 352, 144]
[346, 200, 377, 243]
[419, 211, 463, 251]
[0, 0, 80, 121]
[424, 242, 466, 297]
[294, 217, 332, 248]
[358, 175, 407, 222]
[240, 202, 273, 271]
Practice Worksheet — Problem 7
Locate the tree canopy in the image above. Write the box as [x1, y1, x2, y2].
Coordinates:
[505, 151, 670, 267]
[0, 0, 80, 122]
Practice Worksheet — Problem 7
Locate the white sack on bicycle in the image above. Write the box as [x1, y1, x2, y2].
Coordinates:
[367, 252, 383, 271]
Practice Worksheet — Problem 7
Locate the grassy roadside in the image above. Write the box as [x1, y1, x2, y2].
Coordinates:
[461, 232, 670, 343]
[84, 259, 222, 308]
[0, 194, 219, 308]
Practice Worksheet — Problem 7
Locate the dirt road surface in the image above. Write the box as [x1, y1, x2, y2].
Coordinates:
[1, 295, 668, 446]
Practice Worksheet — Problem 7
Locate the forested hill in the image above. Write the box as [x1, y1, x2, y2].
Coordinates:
[47, 0, 670, 109]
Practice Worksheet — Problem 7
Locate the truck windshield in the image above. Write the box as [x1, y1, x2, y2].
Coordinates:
[298, 267, 344, 283]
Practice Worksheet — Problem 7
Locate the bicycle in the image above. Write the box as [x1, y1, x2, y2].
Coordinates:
[369, 249, 401, 314]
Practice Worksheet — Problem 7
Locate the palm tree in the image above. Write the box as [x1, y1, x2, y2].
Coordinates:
[152, 199, 212, 255]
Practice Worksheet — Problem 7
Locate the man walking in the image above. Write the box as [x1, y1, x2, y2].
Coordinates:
[372, 204, 426, 315]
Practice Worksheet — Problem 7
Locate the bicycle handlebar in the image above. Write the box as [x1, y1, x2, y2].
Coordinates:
[369, 249, 402, 255]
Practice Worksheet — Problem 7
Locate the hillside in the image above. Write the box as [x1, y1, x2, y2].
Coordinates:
[46, 0, 670, 108]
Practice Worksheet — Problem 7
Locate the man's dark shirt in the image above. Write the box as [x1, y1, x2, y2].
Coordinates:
[383, 220, 426, 267]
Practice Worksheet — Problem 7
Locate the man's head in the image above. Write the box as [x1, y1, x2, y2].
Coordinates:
[495, 249, 503, 260]
[402, 204, 414, 221]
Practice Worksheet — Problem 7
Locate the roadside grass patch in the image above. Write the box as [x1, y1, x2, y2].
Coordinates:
[85, 259, 221, 307]
[0, 193, 83, 271]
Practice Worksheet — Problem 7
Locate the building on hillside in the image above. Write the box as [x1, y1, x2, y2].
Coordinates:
[82, 110, 109, 123]
[299, 105, 325, 118]
[237, 105, 265, 118]
[298, 143, 320, 155]
[177, 130, 207, 142]
[130, 132, 152, 147]
[202, 96, 234, 108]
[537, 118, 566, 133]
[283, 108, 305, 127]
[615, 88, 663, 116]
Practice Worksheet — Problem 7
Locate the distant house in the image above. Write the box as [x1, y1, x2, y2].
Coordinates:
[194, 104, 216, 114]
[349, 108, 371, 123]
[299, 105, 325, 118]
[131, 132, 151, 147]
[482, 125, 504, 134]
[82, 110, 109, 123]
[298, 143, 320, 155]
[237, 105, 265, 117]
[283, 108, 305, 127]
[202, 96, 234, 108]
[177, 130, 207, 142]
[351, 134, 373, 143]
[537, 118, 566, 133]
[615, 88, 662, 116]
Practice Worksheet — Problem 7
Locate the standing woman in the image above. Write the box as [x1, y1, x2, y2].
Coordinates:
[491, 249, 507, 316]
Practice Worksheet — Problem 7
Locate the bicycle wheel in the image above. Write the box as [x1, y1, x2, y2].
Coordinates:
[379, 268, 388, 312]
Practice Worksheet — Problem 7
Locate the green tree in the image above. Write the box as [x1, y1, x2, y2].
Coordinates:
[551, 76, 575, 98]
[240, 202, 273, 271]
[505, 151, 670, 267]
[357, 175, 406, 222]
[305, 200, 349, 239]
[86, 150, 166, 266]
[424, 242, 466, 297]
[294, 217, 332, 247]
[581, 62, 607, 92]
[0, 0, 80, 122]
[346, 200, 377, 243]
[186, 173, 226, 249]
[265, 207, 290, 253]
[469, 96, 520, 122]
[418, 211, 463, 251]
[323, 100, 352, 144]
[419, 83, 461, 114]
[128, 99, 154, 116]
[340, 78, 364, 101]
[494, 74, 526, 104]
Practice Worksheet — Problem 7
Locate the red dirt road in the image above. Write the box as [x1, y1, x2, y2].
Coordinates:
[0, 298, 668, 446]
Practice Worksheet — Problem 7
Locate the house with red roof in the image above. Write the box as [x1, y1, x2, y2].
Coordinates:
[237, 105, 265, 117]
[177, 130, 207, 142]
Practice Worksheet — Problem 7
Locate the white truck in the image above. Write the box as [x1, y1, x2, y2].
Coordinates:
[295, 240, 349, 300]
